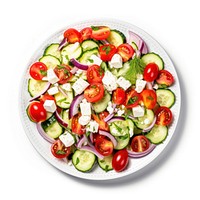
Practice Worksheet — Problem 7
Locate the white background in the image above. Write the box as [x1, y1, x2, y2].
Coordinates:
[1, 0, 199, 199]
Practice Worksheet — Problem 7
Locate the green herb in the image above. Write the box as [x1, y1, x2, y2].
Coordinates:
[105, 165, 109, 172]
[119, 135, 129, 140]
[100, 160, 105, 163]
[102, 46, 111, 55]
[123, 56, 145, 84]
[65, 55, 69, 60]
[128, 96, 138, 105]
[57, 65, 65, 69]
[64, 102, 70, 104]
[147, 96, 154, 101]
[91, 26, 99, 31]
[87, 58, 94, 63]
[113, 123, 122, 132]
[57, 98, 67, 103]
[86, 131, 90, 137]
[75, 157, 80, 165]
[56, 150, 66, 155]
[40, 70, 47, 76]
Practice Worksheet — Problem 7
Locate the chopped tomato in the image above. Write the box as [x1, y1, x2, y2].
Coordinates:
[92, 133, 106, 143]
[112, 88, 126, 105]
[95, 138, 113, 156]
[124, 89, 141, 108]
[143, 63, 159, 82]
[140, 89, 157, 109]
[63, 28, 82, 43]
[54, 64, 73, 84]
[29, 62, 48, 80]
[156, 70, 174, 87]
[40, 94, 56, 104]
[80, 27, 92, 41]
[117, 43, 134, 62]
[51, 139, 71, 159]
[91, 26, 110, 40]
[92, 111, 109, 131]
[99, 44, 117, 61]
[87, 65, 104, 84]
[71, 113, 85, 135]
[131, 135, 150, 152]
[156, 106, 173, 126]
[84, 83, 104, 103]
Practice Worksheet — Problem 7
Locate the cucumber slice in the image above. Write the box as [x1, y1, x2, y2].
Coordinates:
[109, 120, 129, 136]
[117, 61, 130, 77]
[107, 30, 126, 46]
[28, 78, 48, 97]
[156, 89, 175, 108]
[79, 48, 99, 64]
[146, 125, 168, 144]
[81, 40, 99, 52]
[41, 115, 64, 139]
[141, 52, 164, 70]
[114, 134, 130, 150]
[133, 109, 154, 130]
[101, 62, 109, 72]
[54, 90, 73, 109]
[92, 91, 111, 113]
[44, 43, 62, 61]
[39, 55, 60, 69]
[98, 154, 113, 172]
[72, 150, 96, 172]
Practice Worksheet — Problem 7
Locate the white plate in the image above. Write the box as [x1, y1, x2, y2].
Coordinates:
[19, 19, 181, 180]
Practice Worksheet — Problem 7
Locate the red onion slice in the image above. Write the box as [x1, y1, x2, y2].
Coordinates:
[89, 132, 94, 143]
[58, 37, 68, 50]
[55, 110, 68, 128]
[36, 123, 55, 144]
[146, 82, 153, 90]
[107, 116, 125, 124]
[80, 145, 104, 159]
[69, 94, 84, 119]
[99, 130, 117, 147]
[104, 113, 114, 122]
[58, 86, 68, 98]
[127, 144, 156, 158]
[142, 42, 148, 54]
[76, 135, 87, 148]
[70, 58, 88, 70]
[29, 82, 51, 102]
[142, 116, 157, 132]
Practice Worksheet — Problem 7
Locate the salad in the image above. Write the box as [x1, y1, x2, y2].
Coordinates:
[26, 25, 175, 173]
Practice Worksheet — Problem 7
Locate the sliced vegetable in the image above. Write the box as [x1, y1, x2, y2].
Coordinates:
[156, 89, 175, 108]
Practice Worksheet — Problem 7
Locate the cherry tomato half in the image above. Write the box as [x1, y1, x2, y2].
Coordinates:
[99, 44, 117, 61]
[84, 83, 104, 103]
[92, 111, 109, 131]
[27, 101, 47, 122]
[131, 135, 150, 152]
[156, 106, 173, 126]
[117, 43, 134, 62]
[87, 65, 104, 84]
[140, 89, 157, 109]
[112, 149, 129, 172]
[63, 28, 82, 43]
[80, 27, 92, 41]
[29, 62, 48, 80]
[51, 139, 71, 159]
[156, 70, 174, 87]
[91, 26, 110, 40]
[124, 89, 141, 108]
[95, 138, 113, 156]
[112, 88, 126, 105]
[71, 113, 86, 135]
[143, 63, 159, 82]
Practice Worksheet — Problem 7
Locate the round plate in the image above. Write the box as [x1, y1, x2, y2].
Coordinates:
[19, 19, 181, 180]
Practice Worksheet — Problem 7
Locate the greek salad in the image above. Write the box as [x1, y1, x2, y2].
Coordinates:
[26, 26, 175, 173]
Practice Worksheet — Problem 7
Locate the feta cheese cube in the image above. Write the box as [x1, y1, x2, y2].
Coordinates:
[153, 83, 159, 90]
[117, 77, 131, 90]
[43, 100, 57, 113]
[59, 131, 75, 147]
[47, 86, 59, 95]
[132, 105, 145, 117]
[129, 128, 134, 137]
[47, 69, 59, 84]
[87, 55, 102, 66]
[80, 101, 91, 116]
[86, 120, 99, 133]
[102, 71, 117, 92]
[109, 54, 123, 69]
[78, 115, 91, 125]
[62, 83, 71, 91]
[107, 102, 114, 114]
[72, 78, 89, 94]
[136, 74, 143, 80]
[117, 109, 125, 116]
[135, 79, 146, 93]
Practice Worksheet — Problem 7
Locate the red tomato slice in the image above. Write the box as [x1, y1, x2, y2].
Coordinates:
[80, 27, 92, 41]
[95, 138, 113, 156]
[124, 89, 141, 108]
[29, 62, 48, 80]
[63, 28, 82, 43]
[140, 89, 157, 109]
[156, 106, 173, 126]
[99, 44, 117, 61]
[71, 113, 85, 135]
[92, 133, 106, 143]
[143, 63, 159, 82]
[112, 149, 129, 172]
[84, 83, 104, 103]
[112, 88, 126, 105]
[156, 70, 174, 87]
[91, 26, 110, 40]
[131, 135, 150, 152]
[117, 43, 134, 62]
[92, 111, 109, 131]
[40, 94, 56, 104]
[27, 101, 47, 122]
[54, 64, 73, 84]
[51, 139, 71, 159]
[87, 65, 104, 84]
